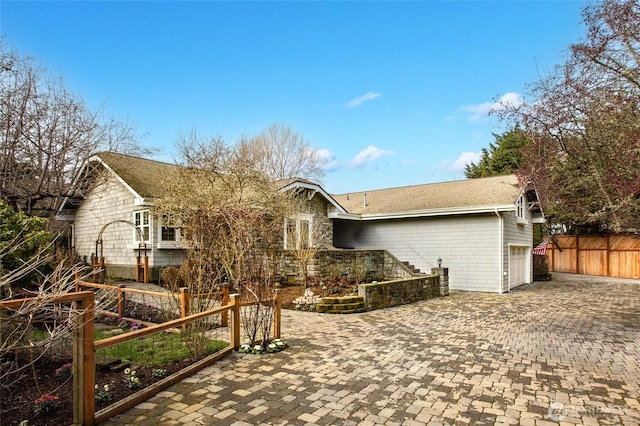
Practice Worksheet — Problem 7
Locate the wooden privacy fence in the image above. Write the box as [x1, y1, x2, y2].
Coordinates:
[547, 235, 640, 279]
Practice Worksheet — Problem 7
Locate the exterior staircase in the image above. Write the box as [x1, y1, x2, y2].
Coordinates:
[317, 295, 366, 314]
[402, 261, 422, 274]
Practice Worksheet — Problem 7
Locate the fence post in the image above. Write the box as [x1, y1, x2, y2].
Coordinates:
[143, 256, 149, 283]
[74, 271, 82, 293]
[230, 294, 241, 350]
[180, 287, 190, 318]
[99, 257, 106, 284]
[73, 292, 95, 425]
[117, 284, 127, 318]
[273, 289, 281, 339]
[221, 284, 229, 327]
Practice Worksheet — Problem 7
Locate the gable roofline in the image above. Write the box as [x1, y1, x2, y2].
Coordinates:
[276, 178, 348, 214]
[57, 153, 145, 218]
[60, 154, 349, 217]
[89, 153, 147, 205]
[58, 153, 181, 217]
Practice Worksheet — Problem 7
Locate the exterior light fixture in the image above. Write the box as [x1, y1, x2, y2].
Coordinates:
[437, 257, 442, 268]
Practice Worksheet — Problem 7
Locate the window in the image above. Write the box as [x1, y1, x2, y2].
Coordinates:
[285, 220, 296, 249]
[161, 226, 176, 241]
[516, 195, 526, 223]
[134, 210, 151, 242]
[299, 219, 310, 248]
[284, 215, 312, 249]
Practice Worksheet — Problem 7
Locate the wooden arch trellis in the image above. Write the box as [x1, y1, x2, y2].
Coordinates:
[94, 220, 149, 283]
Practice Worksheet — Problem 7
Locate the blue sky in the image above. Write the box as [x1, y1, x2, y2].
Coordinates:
[1, 1, 587, 194]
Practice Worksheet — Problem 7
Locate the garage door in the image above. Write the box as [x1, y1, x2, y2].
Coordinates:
[509, 246, 528, 289]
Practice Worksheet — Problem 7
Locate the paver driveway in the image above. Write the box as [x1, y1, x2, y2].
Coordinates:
[104, 274, 640, 425]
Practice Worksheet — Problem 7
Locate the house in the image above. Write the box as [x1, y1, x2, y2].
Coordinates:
[57, 153, 346, 281]
[59, 153, 543, 292]
[58, 153, 187, 281]
[330, 175, 544, 293]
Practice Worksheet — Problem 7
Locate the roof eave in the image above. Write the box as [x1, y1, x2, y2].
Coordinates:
[280, 180, 348, 214]
[89, 154, 145, 202]
[329, 204, 516, 221]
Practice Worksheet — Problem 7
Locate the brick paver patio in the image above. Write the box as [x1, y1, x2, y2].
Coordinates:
[103, 273, 640, 425]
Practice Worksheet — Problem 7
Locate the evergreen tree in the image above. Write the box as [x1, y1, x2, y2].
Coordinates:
[465, 128, 528, 178]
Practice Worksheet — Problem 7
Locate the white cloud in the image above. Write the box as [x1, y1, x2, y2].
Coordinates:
[315, 148, 339, 171]
[461, 92, 523, 121]
[433, 151, 482, 174]
[346, 91, 382, 108]
[350, 145, 394, 168]
[450, 151, 482, 172]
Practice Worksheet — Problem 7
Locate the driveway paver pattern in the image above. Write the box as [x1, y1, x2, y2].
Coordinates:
[103, 274, 640, 425]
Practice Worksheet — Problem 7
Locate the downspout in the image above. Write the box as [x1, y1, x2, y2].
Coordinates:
[494, 208, 503, 294]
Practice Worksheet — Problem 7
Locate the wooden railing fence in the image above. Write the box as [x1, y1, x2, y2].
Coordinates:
[75, 280, 231, 326]
[92, 295, 241, 424]
[1, 280, 281, 425]
[547, 234, 640, 279]
[0, 291, 96, 425]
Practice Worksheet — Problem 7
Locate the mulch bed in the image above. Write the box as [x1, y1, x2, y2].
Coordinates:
[1, 355, 195, 426]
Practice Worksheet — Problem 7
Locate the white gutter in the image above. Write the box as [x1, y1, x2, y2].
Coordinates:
[494, 208, 504, 294]
[329, 204, 516, 221]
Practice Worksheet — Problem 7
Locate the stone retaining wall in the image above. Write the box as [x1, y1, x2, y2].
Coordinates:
[358, 272, 447, 311]
[277, 249, 418, 284]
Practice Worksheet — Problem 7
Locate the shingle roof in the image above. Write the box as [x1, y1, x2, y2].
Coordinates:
[95, 152, 181, 198]
[331, 175, 522, 215]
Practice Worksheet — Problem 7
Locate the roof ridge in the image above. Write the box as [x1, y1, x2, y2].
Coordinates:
[333, 174, 516, 196]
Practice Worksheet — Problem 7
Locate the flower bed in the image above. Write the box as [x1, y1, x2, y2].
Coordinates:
[0, 354, 199, 425]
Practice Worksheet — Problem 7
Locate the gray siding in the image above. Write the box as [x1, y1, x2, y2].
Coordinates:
[334, 214, 502, 292]
[502, 196, 535, 291]
[73, 174, 137, 266]
[72, 173, 185, 280]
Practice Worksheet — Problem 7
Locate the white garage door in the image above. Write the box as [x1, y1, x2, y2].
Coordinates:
[509, 246, 528, 289]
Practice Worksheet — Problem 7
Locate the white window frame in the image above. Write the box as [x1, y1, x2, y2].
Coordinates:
[133, 210, 151, 243]
[284, 214, 313, 250]
[157, 217, 182, 249]
[515, 195, 527, 224]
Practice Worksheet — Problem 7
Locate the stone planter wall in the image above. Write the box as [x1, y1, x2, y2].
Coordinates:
[277, 249, 418, 285]
[357, 272, 446, 311]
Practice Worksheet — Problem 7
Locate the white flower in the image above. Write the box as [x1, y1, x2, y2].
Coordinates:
[104, 385, 109, 392]
[124, 368, 131, 375]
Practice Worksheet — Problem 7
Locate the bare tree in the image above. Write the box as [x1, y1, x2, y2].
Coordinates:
[0, 207, 111, 392]
[247, 122, 327, 183]
[157, 132, 292, 348]
[0, 42, 142, 217]
[284, 191, 332, 287]
[497, 0, 640, 233]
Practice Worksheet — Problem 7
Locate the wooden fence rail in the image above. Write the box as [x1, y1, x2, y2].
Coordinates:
[1, 282, 281, 425]
[75, 280, 230, 325]
[547, 235, 640, 279]
[1, 291, 96, 425]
